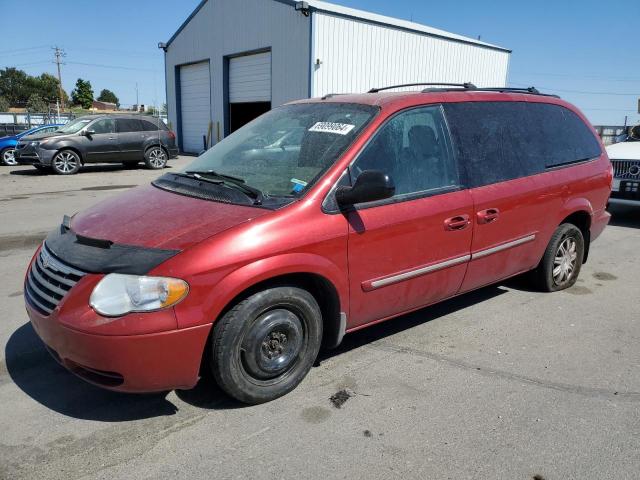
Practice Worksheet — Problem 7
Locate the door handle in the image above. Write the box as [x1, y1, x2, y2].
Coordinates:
[444, 214, 470, 231]
[477, 208, 500, 224]
[108, 137, 115, 140]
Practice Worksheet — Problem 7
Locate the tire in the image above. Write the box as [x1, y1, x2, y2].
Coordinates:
[211, 286, 323, 404]
[533, 223, 585, 292]
[1, 147, 17, 166]
[144, 146, 168, 169]
[52, 150, 81, 175]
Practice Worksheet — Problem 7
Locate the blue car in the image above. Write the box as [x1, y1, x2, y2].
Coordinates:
[0, 124, 64, 166]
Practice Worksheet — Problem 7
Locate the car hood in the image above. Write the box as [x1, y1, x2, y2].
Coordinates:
[22, 131, 65, 141]
[606, 141, 640, 160]
[0, 134, 18, 142]
[70, 184, 272, 250]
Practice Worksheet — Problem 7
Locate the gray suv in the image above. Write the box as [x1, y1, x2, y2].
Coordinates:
[14, 114, 179, 175]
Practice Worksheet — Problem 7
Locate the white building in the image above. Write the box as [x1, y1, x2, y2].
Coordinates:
[162, 0, 511, 153]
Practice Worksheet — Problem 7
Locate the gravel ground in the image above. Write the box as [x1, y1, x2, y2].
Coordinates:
[0, 159, 638, 480]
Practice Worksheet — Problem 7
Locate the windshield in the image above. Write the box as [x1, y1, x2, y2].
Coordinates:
[56, 118, 93, 134]
[183, 103, 378, 197]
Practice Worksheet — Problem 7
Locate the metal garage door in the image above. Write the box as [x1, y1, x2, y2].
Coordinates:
[179, 61, 211, 153]
[229, 52, 272, 103]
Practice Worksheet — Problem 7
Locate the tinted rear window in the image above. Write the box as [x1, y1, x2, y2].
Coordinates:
[116, 118, 142, 133]
[444, 102, 602, 188]
[141, 119, 167, 131]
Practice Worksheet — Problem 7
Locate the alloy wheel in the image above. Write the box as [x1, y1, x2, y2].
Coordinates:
[553, 236, 578, 286]
[3, 148, 17, 166]
[54, 152, 78, 174]
[148, 147, 167, 168]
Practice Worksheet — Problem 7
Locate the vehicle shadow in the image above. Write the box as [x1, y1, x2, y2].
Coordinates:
[9, 164, 174, 176]
[608, 204, 640, 229]
[5, 285, 506, 420]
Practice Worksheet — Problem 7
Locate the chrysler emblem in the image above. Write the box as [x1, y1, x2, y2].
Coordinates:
[41, 250, 51, 269]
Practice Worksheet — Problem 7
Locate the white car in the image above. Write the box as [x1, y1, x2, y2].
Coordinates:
[606, 140, 640, 206]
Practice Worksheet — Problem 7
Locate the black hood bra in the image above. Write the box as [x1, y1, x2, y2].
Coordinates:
[44, 217, 180, 275]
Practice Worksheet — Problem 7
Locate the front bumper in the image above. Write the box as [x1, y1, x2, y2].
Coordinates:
[15, 146, 55, 166]
[610, 178, 640, 206]
[26, 301, 212, 393]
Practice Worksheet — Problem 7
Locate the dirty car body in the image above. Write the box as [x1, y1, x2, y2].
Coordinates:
[24, 88, 612, 403]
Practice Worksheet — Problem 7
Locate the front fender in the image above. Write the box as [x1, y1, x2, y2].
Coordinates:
[173, 252, 348, 329]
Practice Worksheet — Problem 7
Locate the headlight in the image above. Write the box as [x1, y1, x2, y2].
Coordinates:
[29, 141, 39, 147]
[90, 273, 189, 317]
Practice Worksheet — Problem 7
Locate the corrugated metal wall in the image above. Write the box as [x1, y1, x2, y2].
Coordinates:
[164, 0, 310, 145]
[311, 13, 510, 97]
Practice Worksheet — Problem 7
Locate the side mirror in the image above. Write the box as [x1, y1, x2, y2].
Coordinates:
[336, 170, 395, 207]
[83, 129, 96, 136]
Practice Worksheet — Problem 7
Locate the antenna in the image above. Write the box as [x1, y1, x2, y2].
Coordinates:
[52, 46, 66, 110]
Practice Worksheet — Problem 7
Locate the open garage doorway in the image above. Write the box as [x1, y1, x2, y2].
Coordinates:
[227, 50, 272, 134]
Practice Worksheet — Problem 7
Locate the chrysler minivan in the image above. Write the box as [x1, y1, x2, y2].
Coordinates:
[24, 85, 611, 404]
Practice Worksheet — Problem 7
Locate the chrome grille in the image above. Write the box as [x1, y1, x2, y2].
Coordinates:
[25, 243, 86, 315]
[611, 159, 640, 179]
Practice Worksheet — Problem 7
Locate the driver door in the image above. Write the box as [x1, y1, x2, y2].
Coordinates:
[344, 105, 473, 328]
[82, 118, 119, 162]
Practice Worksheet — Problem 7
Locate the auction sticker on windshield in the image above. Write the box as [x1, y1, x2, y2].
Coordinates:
[308, 122, 356, 135]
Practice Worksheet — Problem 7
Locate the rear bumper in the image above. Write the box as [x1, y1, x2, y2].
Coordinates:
[591, 208, 611, 242]
[168, 147, 179, 159]
[27, 302, 212, 393]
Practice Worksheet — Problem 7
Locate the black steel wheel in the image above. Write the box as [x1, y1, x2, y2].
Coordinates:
[211, 286, 323, 404]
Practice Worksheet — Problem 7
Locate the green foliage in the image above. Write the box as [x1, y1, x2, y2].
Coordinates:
[0, 68, 67, 107]
[97, 89, 119, 107]
[26, 94, 48, 112]
[71, 78, 94, 109]
[0, 96, 9, 111]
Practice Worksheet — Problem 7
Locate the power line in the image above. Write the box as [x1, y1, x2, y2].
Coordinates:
[66, 61, 158, 72]
[0, 45, 50, 55]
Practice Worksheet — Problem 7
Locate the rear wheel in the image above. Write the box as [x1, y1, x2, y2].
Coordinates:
[52, 150, 80, 175]
[211, 286, 323, 404]
[533, 223, 584, 292]
[144, 146, 167, 169]
[1, 147, 17, 166]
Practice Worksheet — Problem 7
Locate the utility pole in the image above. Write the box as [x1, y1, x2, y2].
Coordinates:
[135, 83, 139, 112]
[52, 46, 66, 110]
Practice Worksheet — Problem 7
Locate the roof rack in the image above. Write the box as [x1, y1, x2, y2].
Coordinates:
[420, 85, 560, 98]
[368, 82, 477, 93]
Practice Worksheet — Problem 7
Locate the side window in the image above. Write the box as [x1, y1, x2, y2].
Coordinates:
[351, 106, 459, 198]
[116, 118, 142, 133]
[527, 103, 602, 168]
[141, 120, 164, 131]
[444, 102, 541, 188]
[90, 119, 115, 134]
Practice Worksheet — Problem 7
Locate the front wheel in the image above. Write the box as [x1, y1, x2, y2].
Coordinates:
[144, 146, 168, 169]
[52, 150, 80, 175]
[211, 287, 323, 404]
[533, 223, 585, 292]
[1, 147, 17, 166]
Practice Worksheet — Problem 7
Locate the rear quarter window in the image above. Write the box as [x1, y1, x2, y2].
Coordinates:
[444, 101, 602, 188]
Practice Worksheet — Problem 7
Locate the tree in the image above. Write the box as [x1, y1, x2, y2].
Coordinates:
[0, 96, 9, 112]
[97, 89, 119, 107]
[26, 94, 48, 112]
[0, 68, 68, 108]
[71, 78, 94, 109]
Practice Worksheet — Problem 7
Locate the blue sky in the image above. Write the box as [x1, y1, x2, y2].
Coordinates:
[1, 0, 638, 125]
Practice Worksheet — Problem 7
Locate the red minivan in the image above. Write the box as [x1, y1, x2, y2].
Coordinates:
[24, 85, 612, 404]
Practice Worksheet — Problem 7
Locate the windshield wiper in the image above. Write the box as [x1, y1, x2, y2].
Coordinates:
[175, 171, 264, 205]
